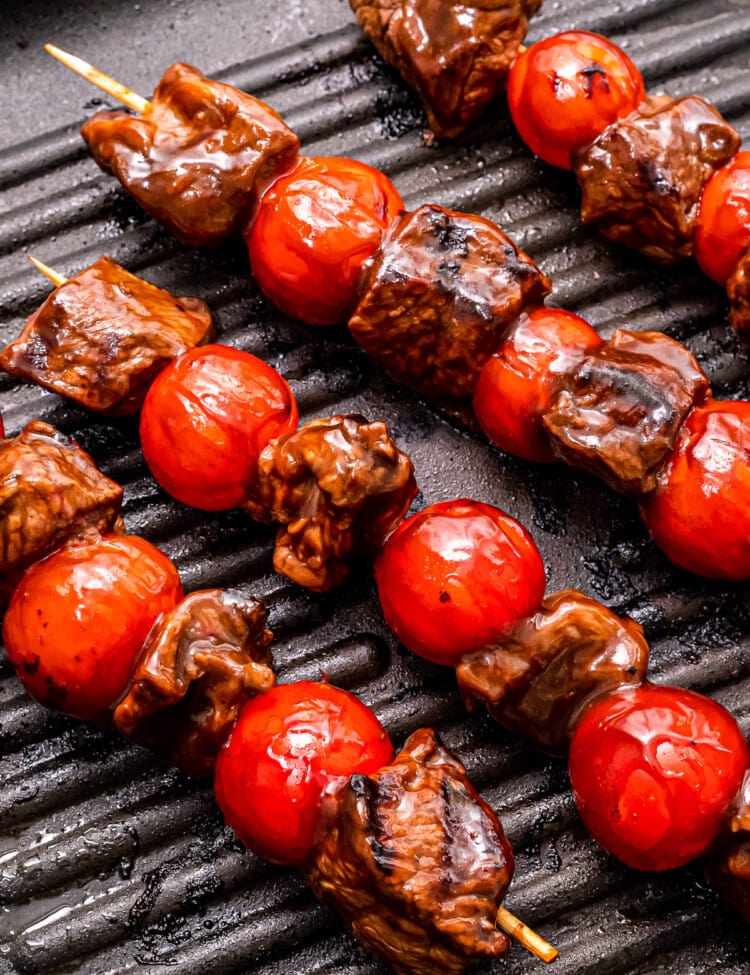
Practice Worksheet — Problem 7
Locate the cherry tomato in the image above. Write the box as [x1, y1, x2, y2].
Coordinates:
[473, 308, 603, 462]
[214, 681, 393, 865]
[246, 156, 404, 325]
[508, 31, 645, 169]
[695, 152, 750, 285]
[569, 683, 749, 871]
[140, 344, 298, 511]
[640, 401, 750, 579]
[375, 500, 546, 667]
[3, 535, 183, 724]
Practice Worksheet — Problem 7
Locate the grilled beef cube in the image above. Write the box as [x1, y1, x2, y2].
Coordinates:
[543, 329, 710, 496]
[1, 257, 213, 416]
[351, 0, 541, 138]
[574, 95, 740, 263]
[114, 590, 274, 778]
[0, 421, 123, 605]
[305, 728, 514, 975]
[457, 590, 650, 754]
[81, 63, 300, 246]
[729, 245, 750, 343]
[704, 772, 750, 923]
[244, 414, 417, 592]
[349, 205, 550, 402]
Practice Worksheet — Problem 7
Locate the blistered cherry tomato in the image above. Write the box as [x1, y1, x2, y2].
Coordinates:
[3, 535, 183, 723]
[375, 500, 546, 666]
[473, 308, 603, 462]
[508, 31, 645, 169]
[640, 401, 750, 579]
[246, 156, 404, 325]
[569, 683, 749, 871]
[695, 152, 750, 285]
[140, 344, 298, 511]
[214, 681, 393, 865]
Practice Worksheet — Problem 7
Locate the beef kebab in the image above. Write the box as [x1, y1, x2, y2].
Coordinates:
[11, 46, 750, 583]
[372, 496, 750, 926]
[0, 415, 556, 973]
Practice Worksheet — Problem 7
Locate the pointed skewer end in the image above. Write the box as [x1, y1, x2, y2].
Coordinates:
[496, 906, 558, 964]
[28, 255, 68, 288]
[43, 42, 150, 115]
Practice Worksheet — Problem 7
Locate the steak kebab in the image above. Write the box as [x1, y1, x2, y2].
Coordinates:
[0, 413, 556, 973]
[3, 416, 750, 957]
[7, 45, 750, 583]
[346, 2, 750, 340]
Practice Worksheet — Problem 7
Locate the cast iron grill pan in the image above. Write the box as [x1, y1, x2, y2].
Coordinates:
[2, 0, 750, 972]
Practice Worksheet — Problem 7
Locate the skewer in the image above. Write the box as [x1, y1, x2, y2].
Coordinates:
[496, 906, 559, 963]
[44, 43, 150, 115]
[28, 256, 68, 288]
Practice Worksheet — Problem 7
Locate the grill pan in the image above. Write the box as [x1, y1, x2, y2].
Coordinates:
[2, 0, 750, 972]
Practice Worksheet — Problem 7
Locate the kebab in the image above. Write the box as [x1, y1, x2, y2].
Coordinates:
[14, 47, 750, 583]
[2, 256, 417, 592]
[0, 417, 556, 973]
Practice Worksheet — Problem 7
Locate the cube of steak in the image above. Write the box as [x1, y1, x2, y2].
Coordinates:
[244, 414, 417, 592]
[574, 95, 740, 263]
[0, 421, 123, 605]
[81, 63, 300, 246]
[0, 257, 213, 416]
[729, 245, 750, 343]
[114, 590, 274, 778]
[349, 205, 550, 402]
[351, 0, 541, 138]
[543, 329, 710, 495]
[305, 728, 513, 975]
[704, 772, 750, 923]
[457, 590, 650, 755]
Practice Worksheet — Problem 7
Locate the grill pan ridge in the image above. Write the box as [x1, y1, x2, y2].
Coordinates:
[1, 0, 750, 972]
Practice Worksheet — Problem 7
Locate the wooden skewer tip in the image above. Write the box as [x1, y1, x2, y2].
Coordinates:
[496, 906, 559, 964]
[44, 43, 150, 115]
[28, 256, 68, 288]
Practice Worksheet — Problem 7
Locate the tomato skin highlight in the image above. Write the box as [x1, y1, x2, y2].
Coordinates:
[214, 681, 394, 866]
[508, 31, 645, 170]
[569, 684, 750, 872]
[375, 500, 546, 667]
[246, 156, 404, 325]
[140, 344, 298, 511]
[3, 534, 183, 724]
[695, 151, 750, 286]
[640, 400, 750, 580]
[473, 308, 603, 462]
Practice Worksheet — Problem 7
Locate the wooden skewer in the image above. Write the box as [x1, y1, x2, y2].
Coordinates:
[44, 43, 150, 115]
[496, 906, 559, 964]
[28, 256, 68, 288]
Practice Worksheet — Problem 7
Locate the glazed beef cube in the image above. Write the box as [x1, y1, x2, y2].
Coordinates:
[574, 95, 740, 263]
[244, 414, 417, 592]
[305, 728, 514, 975]
[82, 63, 300, 246]
[543, 329, 710, 496]
[0, 421, 123, 605]
[351, 0, 541, 138]
[704, 772, 750, 923]
[114, 590, 274, 778]
[349, 204, 550, 402]
[457, 590, 650, 754]
[1, 257, 213, 416]
[729, 245, 750, 343]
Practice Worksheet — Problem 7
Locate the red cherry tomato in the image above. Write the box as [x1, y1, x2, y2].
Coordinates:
[375, 500, 546, 666]
[640, 401, 750, 579]
[140, 344, 298, 511]
[3, 535, 183, 724]
[473, 308, 603, 462]
[695, 152, 750, 285]
[508, 31, 645, 169]
[214, 681, 394, 865]
[246, 156, 404, 325]
[569, 683, 749, 871]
